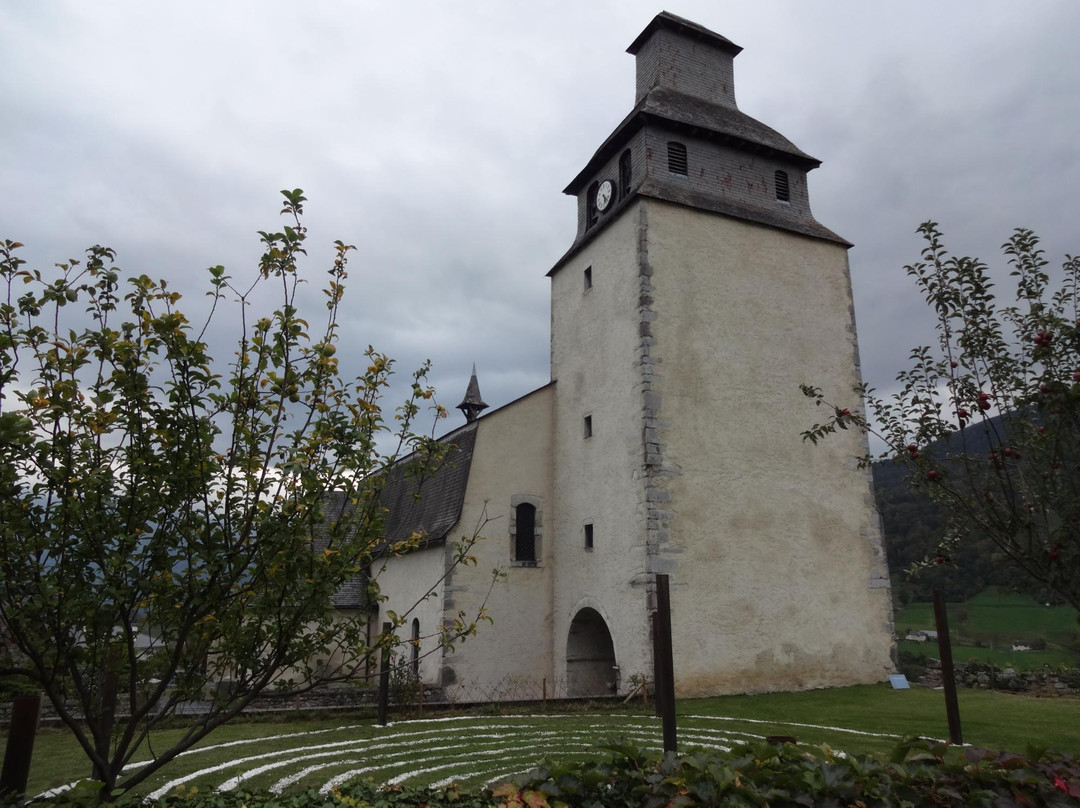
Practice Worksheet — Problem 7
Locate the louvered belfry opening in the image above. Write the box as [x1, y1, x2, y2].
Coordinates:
[619, 149, 632, 198]
[667, 141, 688, 175]
[774, 169, 790, 202]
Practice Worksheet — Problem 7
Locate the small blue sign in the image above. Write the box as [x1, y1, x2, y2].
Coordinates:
[888, 674, 910, 690]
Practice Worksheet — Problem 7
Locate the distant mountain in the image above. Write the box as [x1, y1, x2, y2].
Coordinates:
[870, 414, 1044, 604]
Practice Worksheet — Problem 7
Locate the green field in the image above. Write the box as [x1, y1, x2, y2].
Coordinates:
[18, 684, 1080, 800]
[896, 639, 1078, 669]
[894, 589, 1080, 670]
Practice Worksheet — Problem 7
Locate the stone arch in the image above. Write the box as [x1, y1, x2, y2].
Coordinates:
[566, 607, 618, 696]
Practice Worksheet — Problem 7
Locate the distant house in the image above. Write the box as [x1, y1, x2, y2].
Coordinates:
[904, 630, 938, 643]
[1011, 642, 1032, 652]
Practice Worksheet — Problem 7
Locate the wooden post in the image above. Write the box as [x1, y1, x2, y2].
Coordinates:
[932, 589, 963, 745]
[655, 573, 677, 754]
[542, 677, 547, 709]
[377, 622, 391, 726]
[651, 611, 663, 719]
[91, 671, 118, 783]
[1, 693, 41, 798]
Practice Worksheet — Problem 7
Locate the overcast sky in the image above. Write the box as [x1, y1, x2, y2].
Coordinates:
[3, 2, 1078, 443]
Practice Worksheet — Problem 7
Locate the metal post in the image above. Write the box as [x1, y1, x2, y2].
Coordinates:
[377, 622, 391, 726]
[932, 589, 963, 744]
[656, 573, 677, 754]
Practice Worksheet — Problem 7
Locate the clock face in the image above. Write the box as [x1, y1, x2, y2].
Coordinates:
[596, 179, 614, 212]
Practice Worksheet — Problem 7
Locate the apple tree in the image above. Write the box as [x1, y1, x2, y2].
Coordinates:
[802, 223, 1080, 612]
[0, 190, 490, 799]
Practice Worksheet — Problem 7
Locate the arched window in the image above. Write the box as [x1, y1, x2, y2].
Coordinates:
[667, 142, 688, 176]
[619, 149, 632, 199]
[410, 618, 420, 678]
[586, 181, 599, 229]
[774, 169, 790, 202]
[514, 502, 536, 564]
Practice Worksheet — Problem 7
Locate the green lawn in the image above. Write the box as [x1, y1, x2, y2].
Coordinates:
[17, 685, 1080, 801]
[693, 683, 1080, 754]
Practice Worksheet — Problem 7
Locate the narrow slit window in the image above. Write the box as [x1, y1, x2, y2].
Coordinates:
[667, 142, 688, 176]
[586, 181, 599, 228]
[774, 170, 790, 202]
[619, 149, 632, 199]
[583, 415, 593, 439]
[584, 266, 593, 291]
[515, 503, 536, 564]
[584, 523, 594, 550]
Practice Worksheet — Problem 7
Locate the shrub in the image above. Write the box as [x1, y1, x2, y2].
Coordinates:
[387, 659, 421, 707]
[494, 738, 1080, 807]
[10, 739, 1079, 808]
[898, 648, 929, 682]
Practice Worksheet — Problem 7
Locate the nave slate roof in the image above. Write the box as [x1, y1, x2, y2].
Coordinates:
[376, 422, 477, 549]
[317, 423, 477, 608]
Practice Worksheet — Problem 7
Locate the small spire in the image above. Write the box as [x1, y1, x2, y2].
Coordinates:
[456, 363, 488, 423]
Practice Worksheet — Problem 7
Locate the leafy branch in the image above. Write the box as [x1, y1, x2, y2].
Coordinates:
[802, 223, 1080, 611]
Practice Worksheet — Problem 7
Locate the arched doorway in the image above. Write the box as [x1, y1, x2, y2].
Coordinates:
[566, 607, 617, 696]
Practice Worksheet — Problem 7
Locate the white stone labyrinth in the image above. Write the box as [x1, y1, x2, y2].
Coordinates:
[136, 714, 736, 799]
[78, 713, 902, 801]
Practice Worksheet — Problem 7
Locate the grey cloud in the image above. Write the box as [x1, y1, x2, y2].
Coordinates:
[3, 0, 1079, 437]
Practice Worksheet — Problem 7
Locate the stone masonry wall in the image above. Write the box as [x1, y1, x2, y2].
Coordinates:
[919, 658, 1080, 696]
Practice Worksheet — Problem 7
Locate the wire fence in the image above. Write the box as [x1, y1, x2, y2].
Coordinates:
[2, 673, 650, 728]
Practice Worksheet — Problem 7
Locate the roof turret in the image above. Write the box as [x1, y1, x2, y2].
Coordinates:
[456, 364, 489, 423]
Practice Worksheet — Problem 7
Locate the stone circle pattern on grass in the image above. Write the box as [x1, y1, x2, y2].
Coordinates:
[42, 713, 907, 801]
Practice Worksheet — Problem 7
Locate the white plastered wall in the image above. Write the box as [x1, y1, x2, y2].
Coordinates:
[549, 203, 654, 692]
[436, 386, 556, 696]
[370, 547, 447, 687]
[645, 199, 894, 695]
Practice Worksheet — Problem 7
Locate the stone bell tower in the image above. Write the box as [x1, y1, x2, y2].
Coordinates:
[547, 12, 893, 695]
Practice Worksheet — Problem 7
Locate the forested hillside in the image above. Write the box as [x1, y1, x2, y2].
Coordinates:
[872, 451, 1058, 605]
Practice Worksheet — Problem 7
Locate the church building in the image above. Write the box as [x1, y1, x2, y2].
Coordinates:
[365, 12, 894, 700]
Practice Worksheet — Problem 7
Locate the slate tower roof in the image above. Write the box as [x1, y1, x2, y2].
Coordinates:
[551, 11, 848, 275]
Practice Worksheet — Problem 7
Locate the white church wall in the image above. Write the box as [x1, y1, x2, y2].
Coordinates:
[550, 202, 655, 694]
[370, 546, 447, 687]
[437, 386, 557, 697]
[645, 199, 894, 695]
